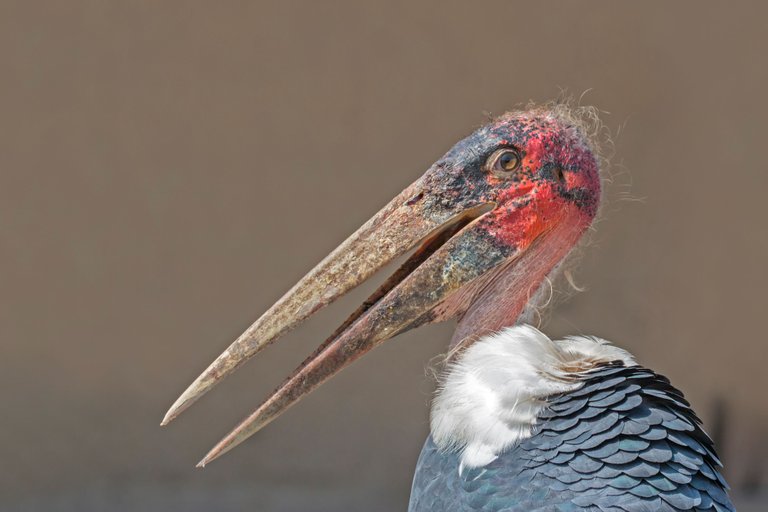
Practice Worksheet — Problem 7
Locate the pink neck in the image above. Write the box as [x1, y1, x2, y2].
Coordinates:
[449, 220, 583, 349]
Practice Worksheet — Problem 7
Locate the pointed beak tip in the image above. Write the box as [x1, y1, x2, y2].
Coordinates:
[162, 371, 220, 426]
[160, 404, 184, 426]
[163, 344, 261, 426]
[196, 442, 229, 468]
[161, 398, 189, 426]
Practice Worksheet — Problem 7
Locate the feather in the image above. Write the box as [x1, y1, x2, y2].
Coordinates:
[409, 327, 733, 511]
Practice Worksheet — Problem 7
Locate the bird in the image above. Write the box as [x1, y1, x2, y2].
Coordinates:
[162, 104, 734, 511]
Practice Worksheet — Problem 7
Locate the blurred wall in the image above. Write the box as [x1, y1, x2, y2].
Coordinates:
[1, 2, 766, 511]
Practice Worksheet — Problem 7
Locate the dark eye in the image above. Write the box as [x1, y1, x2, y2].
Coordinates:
[488, 148, 521, 176]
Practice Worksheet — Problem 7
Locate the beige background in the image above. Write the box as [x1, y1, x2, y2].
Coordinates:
[2, 2, 767, 511]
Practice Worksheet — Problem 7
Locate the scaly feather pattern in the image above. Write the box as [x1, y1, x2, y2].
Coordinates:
[409, 363, 734, 511]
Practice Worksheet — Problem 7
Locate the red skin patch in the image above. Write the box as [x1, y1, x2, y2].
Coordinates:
[481, 114, 600, 251]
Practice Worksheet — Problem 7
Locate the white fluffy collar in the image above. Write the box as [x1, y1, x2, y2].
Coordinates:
[429, 325, 635, 469]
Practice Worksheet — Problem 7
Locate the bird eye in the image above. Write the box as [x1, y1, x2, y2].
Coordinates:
[488, 148, 521, 176]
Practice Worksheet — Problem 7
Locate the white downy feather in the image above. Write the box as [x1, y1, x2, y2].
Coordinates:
[430, 324, 635, 470]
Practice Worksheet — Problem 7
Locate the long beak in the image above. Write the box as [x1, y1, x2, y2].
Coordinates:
[163, 175, 514, 466]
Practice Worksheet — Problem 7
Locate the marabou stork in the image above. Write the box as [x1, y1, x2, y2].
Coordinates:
[162, 106, 734, 511]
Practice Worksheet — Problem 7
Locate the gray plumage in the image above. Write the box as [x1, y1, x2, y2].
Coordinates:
[409, 364, 734, 512]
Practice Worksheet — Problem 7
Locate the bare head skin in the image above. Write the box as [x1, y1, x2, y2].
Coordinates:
[162, 104, 603, 466]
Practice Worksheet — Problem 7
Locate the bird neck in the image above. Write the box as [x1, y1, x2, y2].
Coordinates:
[449, 217, 584, 349]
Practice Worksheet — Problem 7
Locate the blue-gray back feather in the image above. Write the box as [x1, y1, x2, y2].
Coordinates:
[408, 365, 734, 512]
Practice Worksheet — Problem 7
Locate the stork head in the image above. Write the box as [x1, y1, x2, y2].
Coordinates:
[162, 106, 602, 465]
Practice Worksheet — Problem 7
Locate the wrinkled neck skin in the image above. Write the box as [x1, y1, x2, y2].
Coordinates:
[449, 216, 584, 350]
[427, 215, 640, 470]
[429, 213, 601, 470]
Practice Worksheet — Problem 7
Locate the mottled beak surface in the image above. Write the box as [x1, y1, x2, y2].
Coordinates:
[162, 108, 601, 466]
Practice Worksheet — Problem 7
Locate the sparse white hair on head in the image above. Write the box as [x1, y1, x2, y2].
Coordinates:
[430, 325, 635, 470]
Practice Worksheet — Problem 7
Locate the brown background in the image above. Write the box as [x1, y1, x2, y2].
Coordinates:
[2, 2, 767, 511]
